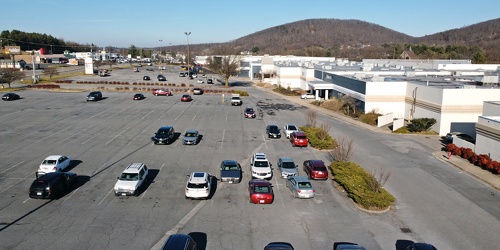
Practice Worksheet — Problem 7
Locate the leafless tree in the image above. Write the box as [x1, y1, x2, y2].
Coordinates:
[0, 68, 25, 88]
[43, 67, 59, 81]
[305, 110, 317, 127]
[328, 136, 354, 162]
[342, 95, 357, 116]
[206, 45, 240, 87]
[317, 122, 331, 140]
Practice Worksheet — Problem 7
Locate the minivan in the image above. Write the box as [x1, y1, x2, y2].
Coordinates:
[162, 234, 197, 250]
[153, 126, 175, 144]
[29, 172, 77, 199]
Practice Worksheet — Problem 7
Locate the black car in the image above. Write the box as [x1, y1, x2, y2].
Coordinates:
[133, 93, 145, 100]
[86, 91, 102, 101]
[266, 125, 281, 138]
[143, 76, 151, 80]
[157, 75, 166, 81]
[265, 242, 294, 250]
[2, 93, 20, 101]
[244, 107, 256, 118]
[29, 172, 77, 199]
[407, 243, 437, 250]
[153, 126, 175, 144]
[207, 79, 213, 84]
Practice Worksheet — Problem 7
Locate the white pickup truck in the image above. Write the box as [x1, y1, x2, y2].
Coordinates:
[231, 94, 242, 106]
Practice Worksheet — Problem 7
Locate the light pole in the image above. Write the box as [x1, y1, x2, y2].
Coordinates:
[159, 39, 163, 72]
[184, 32, 191, 67]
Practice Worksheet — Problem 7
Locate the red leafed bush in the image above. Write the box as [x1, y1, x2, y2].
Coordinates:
[477, 154, 491, 169]
[180, 83, 186, 87]
[453, 147, 462, 156]
[462, 148, 474, 159]
[469, 153, 479, 165]
[445, 143, 457, 152]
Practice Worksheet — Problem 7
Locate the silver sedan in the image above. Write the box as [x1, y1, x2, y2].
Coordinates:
[286, 176, 315, 199]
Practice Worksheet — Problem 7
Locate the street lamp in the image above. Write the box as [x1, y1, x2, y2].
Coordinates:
[159, 39, 163, 72]
[184, 32, 191, 67]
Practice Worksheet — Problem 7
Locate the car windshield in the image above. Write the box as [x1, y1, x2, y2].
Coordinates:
[313, 166, 327, 171]
[254, 186, 270, 193]
[269, 126, 279, 132]
[298, 182, 312, 188]
[245, 108, 254, 112]
[187, 182, 208, 189]
[120, 173, 139, 181]
[254, 161, 269, 167]
[157, 130, 169, 135]
[42, 160, 57, 165]
[185, 132, 197, 137]
[282, 162, 295, 169]
[296, 135, 307, 139]
[288, 125, 297, 130]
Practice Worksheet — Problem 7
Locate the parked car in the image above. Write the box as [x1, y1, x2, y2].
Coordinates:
[2, 93, 20, 101]
[231, 94, 242, 106]
[290, 131, 309, 147]
[264, 242, 294, 250]
[152, 88, 172, 96]
[181, 94, 192, 102]
[133, 67, 139, 72]
[157, 74, 166, 81]
[277, 157, 298, 178]
[29, 172, 77, 199]
[179, 72, 186, 77]
[37, 155, 72, 175]
[219, 160, 242, 183]
[193, 88, 203, 95]
[333, 242, 366, 250]
[283, 124, 299, 138]
[182, 129, 200, 145]
[445, 132, 476, 144]
[406, 243, 437, 250]
[248, 179, 274, 204]
[201, 74, 207, 78]
[153, 126, 175, 144]
[161, 234, 197, 250]
[114, 163, 149, 196]
[301, 93, 315, 99]
[86, 91, 102, 101]
[133, 93, 145, 100]
[286, 176, 315, 199]
[303, 160, 329, 180]
[143, 75, 151, 80]
[250, 153, 272, 180]
[207, 79, 213, 84]
[196, 79, 204, 83]
[266, 125, 281, 139]
[185, 172, 212, 199]
[244, 107, 256, 118]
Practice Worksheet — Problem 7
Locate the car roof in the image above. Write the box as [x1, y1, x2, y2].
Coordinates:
[123, 163, 145, 173]
[185, 129, 198, 134]
[36, 172, 74, 181]
[411, 243, 437, 250]
[251, 179, 271, 186]
[292, 131, 306, 136]
[268, 124, 279, 128]
[158, 126, 173, 130]
[162, 234, 193, 250]
[222, 160, 238, 165]
[44, 155, 64, 160]
[188, 172, 209, 183]
[308, 159, 325, 165]
[279, 157, 294, 162]
[290, 176, 309, 182]
[286, 124, 297, 128]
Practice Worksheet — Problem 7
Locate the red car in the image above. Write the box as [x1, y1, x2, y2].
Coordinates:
[290, 131, 308, 147]
[152, 88, 172, 96]
[303, 160, 328, 180]
[181, 94, 192, 102]
[248, 179, 274, 204]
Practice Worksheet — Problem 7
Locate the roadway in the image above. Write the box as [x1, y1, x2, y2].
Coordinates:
[0, 75, 499, 250]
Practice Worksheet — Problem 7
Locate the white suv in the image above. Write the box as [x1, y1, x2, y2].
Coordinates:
[114, 163, 149, 196]
[250, 153, 273, 180]
[185, 172, 212, 199]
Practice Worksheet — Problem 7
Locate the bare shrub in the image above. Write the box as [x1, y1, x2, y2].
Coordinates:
[367, 168, 392, 192]
[317, 123, 331, 140]
[328, 136, 354, 162]
[305, 110, 317, 127]
[321, 99, 343, 111]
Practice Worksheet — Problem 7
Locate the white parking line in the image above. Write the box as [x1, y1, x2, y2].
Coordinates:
[220, 129, 225, 148]
[0, 161, 25, 174]
[105, 127, 130, 145]
[128, 127, 150, 145]
[142, 109, 156, 120]
[62, 187, 81, 204]
[174, 109, 187, 121]
[192, 109, 200, 121]
[225, 110, 228, 121]
[98, 189, 114, 205]
[0, 171, 36, 194]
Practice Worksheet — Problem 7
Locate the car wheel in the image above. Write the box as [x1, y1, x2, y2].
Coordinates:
[133, 190, 138, 197]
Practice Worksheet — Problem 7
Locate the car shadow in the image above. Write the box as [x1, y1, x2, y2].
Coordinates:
[66, 160, 83, 172]
[197, 135, 203, 144]
[188, 232, 207, 250]
[138, 169, 159, 195]
[208, 175, 218, 199]
[395, 239, 414, 250]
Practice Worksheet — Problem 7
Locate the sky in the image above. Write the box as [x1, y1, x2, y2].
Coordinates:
[1, 0, 499, 49]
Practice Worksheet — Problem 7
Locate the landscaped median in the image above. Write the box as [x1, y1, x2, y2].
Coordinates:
[329, 161, 395, 210]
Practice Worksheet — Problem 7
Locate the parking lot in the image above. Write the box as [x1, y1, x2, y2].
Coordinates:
[0, 86, 383, 250]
